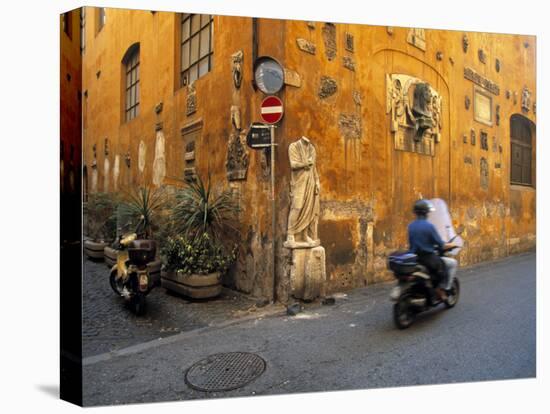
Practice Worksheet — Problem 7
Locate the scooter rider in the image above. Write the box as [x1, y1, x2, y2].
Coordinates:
[408, 199, 457, 300]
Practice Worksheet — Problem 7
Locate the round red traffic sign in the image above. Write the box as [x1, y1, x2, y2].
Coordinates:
[260, 96, 284, 124]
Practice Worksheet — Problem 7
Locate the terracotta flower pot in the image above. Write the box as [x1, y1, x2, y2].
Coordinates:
[161, 270, 222, 299]
[84, 240, 107, 260]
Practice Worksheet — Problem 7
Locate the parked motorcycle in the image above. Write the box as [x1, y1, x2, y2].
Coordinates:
[109, 233, 160, 315]
[388, 241, 461, 329]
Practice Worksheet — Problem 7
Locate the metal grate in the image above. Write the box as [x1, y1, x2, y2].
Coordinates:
[185, 352, 266, 392]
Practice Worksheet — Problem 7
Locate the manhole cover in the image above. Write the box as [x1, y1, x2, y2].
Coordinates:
[185, 352, 266, 392]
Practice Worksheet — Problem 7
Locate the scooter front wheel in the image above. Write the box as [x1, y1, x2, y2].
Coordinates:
[109, 268, 123, 295]
[393, 295, 415, 329]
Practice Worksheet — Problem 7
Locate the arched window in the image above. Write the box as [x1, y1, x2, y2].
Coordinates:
[122, 43, 140, 122]
[510, 114, 534, 186]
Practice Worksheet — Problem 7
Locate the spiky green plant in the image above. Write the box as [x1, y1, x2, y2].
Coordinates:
[172, 174, 239, 243]
[86, 192, 118, 241]
[120, 186, 166, 239]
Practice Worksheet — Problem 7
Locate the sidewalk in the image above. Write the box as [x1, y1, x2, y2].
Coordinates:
[82, 259, 285, 357]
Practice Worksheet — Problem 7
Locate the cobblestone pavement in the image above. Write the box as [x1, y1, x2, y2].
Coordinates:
[82, 259, 276, 357]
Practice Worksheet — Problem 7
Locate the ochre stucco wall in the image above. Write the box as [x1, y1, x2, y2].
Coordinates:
[82, 9, 536, 302]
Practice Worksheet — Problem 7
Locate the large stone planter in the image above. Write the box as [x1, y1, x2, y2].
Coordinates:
[84, 240, 107, 260]
[104, 245, 118, 267]
[161, 270, 222, 299]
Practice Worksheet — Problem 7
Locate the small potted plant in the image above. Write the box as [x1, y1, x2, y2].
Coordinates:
[161, 174, 239, 298]
[116, 186, 167, 278]
[84, 192, 117, 260]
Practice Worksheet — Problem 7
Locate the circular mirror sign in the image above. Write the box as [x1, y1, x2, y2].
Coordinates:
[254, 56, 284, 95]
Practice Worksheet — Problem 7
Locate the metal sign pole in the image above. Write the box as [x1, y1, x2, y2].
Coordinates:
[270, 124, 277, 303]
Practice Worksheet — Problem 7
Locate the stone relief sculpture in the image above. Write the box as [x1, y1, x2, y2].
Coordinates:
[285, 136, 320, 247]
[231, 50, 243, 89]
[138, 140, 146, 173]
[113, 155, 120, 191]
[521, 86, 531, 113]
[152, 130, 166, 186]
[386, 74, 442, 156]
[226, 132, 249, 181]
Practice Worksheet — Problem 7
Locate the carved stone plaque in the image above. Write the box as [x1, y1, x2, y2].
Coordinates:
[338, 114, 361, 140]
[343, 56, 355, 71]
[345, 32, 354, 52]
[186, 84, 197, 116]
[297, 38, 316, 55]
[226, 133, 249, 181]
[474, 88, 493, 126]
[322, 23, 336, 61]
[480, 131, 489, 151]
[480, 157, 489, 190]
[319, 76, 337, 99]
[478, 49, 487, 64]
[407, 28, 426, 51]
[464, 67, 500, 95]
[521, 86, 531, 113]
[284, 68, 302, 88]
[386, 74, 442, 156]
[462, 34, 469, 53]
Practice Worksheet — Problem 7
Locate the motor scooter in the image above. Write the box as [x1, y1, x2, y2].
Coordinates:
[388, 236, 461, 329]
[109, 233, 160, 315]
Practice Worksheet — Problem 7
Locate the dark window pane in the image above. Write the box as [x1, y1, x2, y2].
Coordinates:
[191, 14, 200, 34]
[181, 42, 190, 69]
[200, 27, 210, 58]
[201, 14, 211, 27]
[189, 65, 198, 84]
[198, 58, 209, 78]
[190, 35, 199, 63]
[182, 17, 190, 41]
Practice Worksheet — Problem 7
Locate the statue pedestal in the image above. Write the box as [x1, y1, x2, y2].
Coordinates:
[288, 245, 326, 301]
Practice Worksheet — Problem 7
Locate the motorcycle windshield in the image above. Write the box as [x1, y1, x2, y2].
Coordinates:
[428, 198, 464, 256]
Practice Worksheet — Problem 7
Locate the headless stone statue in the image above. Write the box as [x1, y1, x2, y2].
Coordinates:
[284, 136, 326, 301]
[285, 136, 320, 248]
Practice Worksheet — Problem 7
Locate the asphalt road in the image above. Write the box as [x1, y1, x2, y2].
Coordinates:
[82, 252, 536, 406]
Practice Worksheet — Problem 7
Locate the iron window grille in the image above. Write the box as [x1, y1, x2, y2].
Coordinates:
[180, 14, 214, 87]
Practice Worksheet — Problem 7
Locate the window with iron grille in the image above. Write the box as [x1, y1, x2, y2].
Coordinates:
[180, 14, 213, 87]
[510, 115, 533, 186]
[123, 45, 140, 122]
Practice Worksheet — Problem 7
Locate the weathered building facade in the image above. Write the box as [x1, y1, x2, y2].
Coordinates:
[81, 8, 536, 301]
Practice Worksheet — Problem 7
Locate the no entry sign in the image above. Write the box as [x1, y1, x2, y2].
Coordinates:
[260, 96, 284, 124]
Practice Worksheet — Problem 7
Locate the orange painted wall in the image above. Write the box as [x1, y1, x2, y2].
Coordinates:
[82, 8, 536, 300]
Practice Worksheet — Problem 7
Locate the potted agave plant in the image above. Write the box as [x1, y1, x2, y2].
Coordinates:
[161, 174, 239, 299]
[84, 192, 117, 260]
[113, 186, 167, 279]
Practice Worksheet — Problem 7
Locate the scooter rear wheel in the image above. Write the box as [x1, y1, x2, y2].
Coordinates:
[444, 278, 460, 308]
[393, 295, 415, 329]
[131, 293, 147, 316]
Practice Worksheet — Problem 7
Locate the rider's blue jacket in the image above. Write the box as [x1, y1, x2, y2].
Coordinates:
[408, 217, 444, 255]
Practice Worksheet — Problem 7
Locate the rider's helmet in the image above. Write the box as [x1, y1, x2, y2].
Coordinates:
[413, 199, 435, 217]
